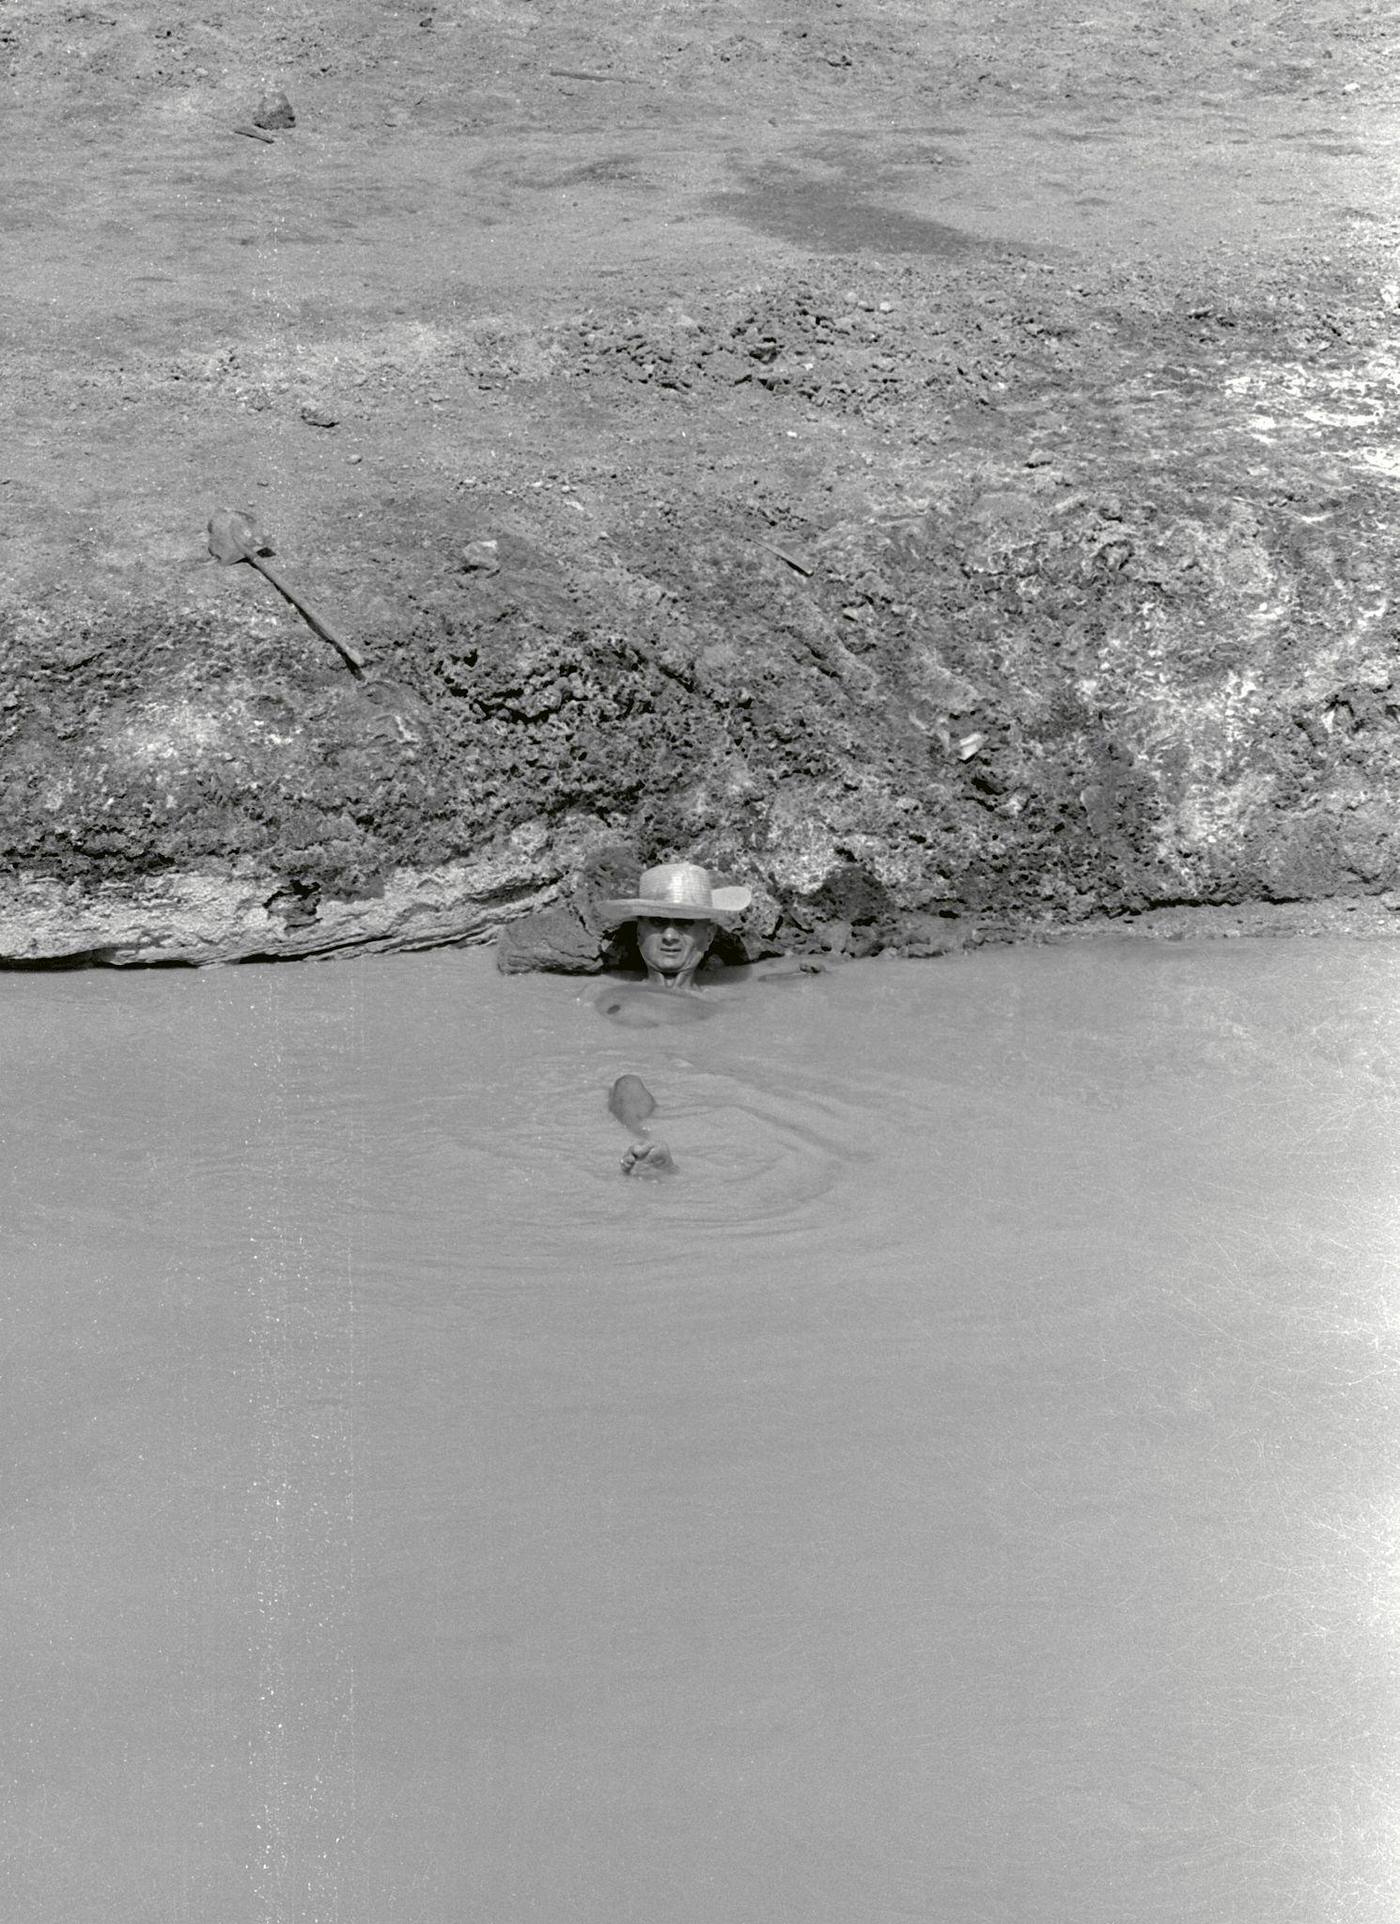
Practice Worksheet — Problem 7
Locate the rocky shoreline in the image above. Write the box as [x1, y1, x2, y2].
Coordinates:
[2, 855, 1394, 972]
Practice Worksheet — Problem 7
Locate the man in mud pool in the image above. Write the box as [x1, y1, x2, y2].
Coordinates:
[597, 861, 751, 1177]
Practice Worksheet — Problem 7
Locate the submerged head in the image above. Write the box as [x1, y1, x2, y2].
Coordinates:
[597, 861, 752, 990]
[636, 914, 717, 986]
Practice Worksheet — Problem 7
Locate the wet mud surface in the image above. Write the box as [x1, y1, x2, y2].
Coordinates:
[3, 2, 1400, 959]
[5, 942, 1399, 1918]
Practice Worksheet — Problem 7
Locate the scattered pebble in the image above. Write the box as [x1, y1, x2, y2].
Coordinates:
[253, 90, 296, 131]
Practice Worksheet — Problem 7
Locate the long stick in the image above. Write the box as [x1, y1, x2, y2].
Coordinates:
[547, 68, 638, 83]
[248, 555, 365, 675]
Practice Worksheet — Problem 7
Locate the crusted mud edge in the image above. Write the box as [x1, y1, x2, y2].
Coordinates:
[1, 864, 1395, 972]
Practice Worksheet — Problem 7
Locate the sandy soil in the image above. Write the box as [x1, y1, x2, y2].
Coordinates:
[3, 2, 1400, 958]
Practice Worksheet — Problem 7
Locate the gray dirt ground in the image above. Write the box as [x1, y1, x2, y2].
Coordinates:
[3, 2, 1400, 959]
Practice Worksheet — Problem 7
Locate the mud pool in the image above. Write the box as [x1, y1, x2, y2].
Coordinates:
[3, 938, 1398, 1923]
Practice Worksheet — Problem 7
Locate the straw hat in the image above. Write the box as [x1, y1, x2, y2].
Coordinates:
[597, 861, 752, 927]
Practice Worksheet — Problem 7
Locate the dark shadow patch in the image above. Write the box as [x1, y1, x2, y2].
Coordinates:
[712, 170, 976, 258]
[265, 879, 321, 929]
[711, 160, 1053, 260]
[0, 950, 195, 971]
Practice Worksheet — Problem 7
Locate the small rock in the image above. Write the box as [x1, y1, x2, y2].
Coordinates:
[300, 405, 338, 428]
[495, 907, 602, 975]
[253, 90, 296, 130]
[459, 539, 500, 575]
[898, 913, 966, 959]
[958, 732, 986, 760]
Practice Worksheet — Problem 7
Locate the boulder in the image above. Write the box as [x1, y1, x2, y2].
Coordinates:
[495, 905, 603, 975]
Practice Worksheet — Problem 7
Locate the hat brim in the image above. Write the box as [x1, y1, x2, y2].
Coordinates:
[597, 886, 751, 929]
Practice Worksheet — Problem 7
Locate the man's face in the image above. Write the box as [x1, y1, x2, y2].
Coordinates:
[637, 916, 715, 984]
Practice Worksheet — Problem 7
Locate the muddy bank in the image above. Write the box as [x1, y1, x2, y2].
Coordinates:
[7, 261, 1400, 965]
[4, 3, 1399, 963]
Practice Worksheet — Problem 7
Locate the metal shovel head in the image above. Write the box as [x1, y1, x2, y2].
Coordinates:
[207, 508, 268, 565]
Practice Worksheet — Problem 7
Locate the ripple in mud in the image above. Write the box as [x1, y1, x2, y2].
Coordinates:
[594, 1069, 874, 1251]
[595, 983, 719, 1027]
